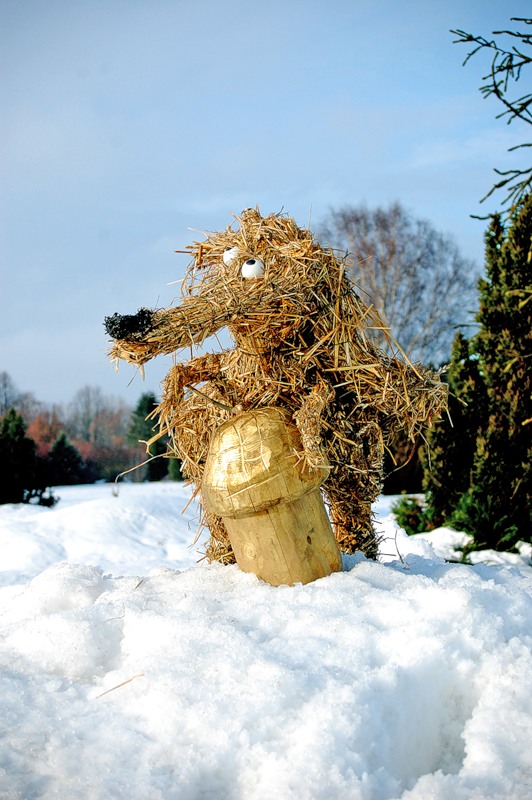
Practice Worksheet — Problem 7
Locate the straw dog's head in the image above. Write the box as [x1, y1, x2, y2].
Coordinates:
[104, 208, 383, 365]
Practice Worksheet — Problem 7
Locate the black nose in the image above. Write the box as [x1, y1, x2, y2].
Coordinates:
[104, 308, 155, 339]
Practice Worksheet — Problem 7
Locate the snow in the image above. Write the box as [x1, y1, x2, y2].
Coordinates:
[0, 484, 531, 799]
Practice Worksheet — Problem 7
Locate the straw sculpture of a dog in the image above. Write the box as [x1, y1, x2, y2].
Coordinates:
[105, 208, 447, 562]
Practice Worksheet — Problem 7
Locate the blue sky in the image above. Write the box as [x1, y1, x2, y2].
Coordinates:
[1, 0, 529, 405]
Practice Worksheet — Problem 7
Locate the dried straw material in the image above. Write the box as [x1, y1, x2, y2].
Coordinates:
[106, 208, 447, 562]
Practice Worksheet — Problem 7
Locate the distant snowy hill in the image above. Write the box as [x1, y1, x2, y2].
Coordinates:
[0, 483, 531, 799]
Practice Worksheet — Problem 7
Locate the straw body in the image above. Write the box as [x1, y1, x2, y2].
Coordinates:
[106, 207, 448, 562]
[202, 408, 342, 586]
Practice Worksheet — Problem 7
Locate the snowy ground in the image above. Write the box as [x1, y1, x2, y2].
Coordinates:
[0, 483, 531, 800]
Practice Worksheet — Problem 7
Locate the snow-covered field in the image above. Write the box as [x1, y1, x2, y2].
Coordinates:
[1, 483, 531, 800]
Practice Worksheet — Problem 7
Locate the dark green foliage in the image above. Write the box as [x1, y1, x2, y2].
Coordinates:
[448, 493, 519, 552]
[0, 409, 57, 505]
[423, 196, 532, 550]
[382, 431, 423, 494]
[127, 392, 158, 444]
[47, 432, 89, 486]
[128, 393, 169, 481]
[167, 455, 183, 481]
[0, 409, 37, 503]
[145, 452, 169, 482]
[391, 496, 441, 536]
[422, 333, 487, 521]
[467, 197, 532, 548]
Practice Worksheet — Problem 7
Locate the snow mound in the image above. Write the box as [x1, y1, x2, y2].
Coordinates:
[0, 484, 531, 799]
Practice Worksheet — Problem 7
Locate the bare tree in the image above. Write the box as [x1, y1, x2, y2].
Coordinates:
[319, 202, 478, 365]
[0, 372, 18, 415]
[91, 399, 132, 448]
[15, 392, 43, 425]
[65, 386, 105, 443]
[65, 386, 131, 446]
[0, 371, 42, 422]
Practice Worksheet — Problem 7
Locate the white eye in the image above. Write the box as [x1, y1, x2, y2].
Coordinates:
[223, 246, 240, 265]
[241, 258, 265, 278]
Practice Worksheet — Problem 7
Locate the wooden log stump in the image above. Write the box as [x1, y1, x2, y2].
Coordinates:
[202, 407, 342, 586]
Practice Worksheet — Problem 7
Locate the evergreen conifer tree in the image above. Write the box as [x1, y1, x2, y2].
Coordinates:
[47, 432, 89, 486]
[128, 393, 168, 481]
[422, 332, 487, 524]
[423, 196, 532, 550]
[465, 197, 532, 548]
[0, 409, 38, 503]
[167, 456, 183, 481]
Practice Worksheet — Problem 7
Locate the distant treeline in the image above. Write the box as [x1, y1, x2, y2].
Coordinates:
[0, 373, 182, 506]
